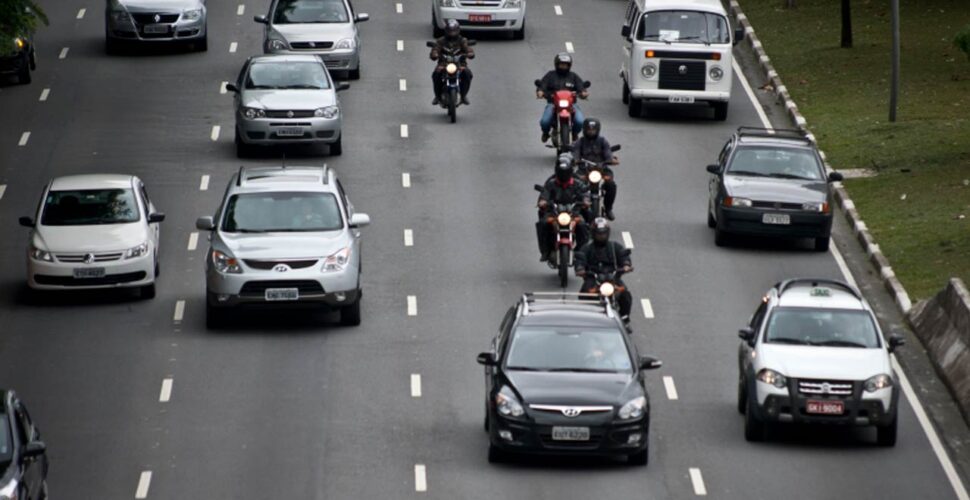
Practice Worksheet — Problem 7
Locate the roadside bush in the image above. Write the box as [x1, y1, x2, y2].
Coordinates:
[956, 25, 970, 61]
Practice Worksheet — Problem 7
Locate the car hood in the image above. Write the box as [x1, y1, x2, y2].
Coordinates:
[758, 344, 891, 381]
[272, 23, 355, 42]
[242, 90, 336, 110]
[218, 231, 347, 260]
[724, 175, 826, 204]
[34, 223, 148, 253]
[506, 371, 638, 406]
[112, 0, 203, 12]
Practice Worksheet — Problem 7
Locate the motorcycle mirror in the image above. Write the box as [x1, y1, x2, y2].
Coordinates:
[533, 79, 542, 88]
[583, 81, 592, 89]
[425, 41, 436, 48]
[610, 144, 621, 152]
[467, 40, 477, 46]
[534, 184, 543, 192]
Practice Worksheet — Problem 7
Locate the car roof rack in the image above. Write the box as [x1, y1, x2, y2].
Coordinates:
[520, 292, 615, 318]
[736, 127, 813, 144]
[777, 278, 862, 300]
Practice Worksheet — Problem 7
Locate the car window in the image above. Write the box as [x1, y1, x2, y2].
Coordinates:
[222, 192, 343, 233]
[750, 300, 768, 330]
[506, 327, 633, 372]
[728, 147, 823, 180]
[335, 180, 352, 215]
[718, 139, 733, 167]
[764, 308, 880, 348]
[273, 0, 349, 24]
[0, 413, 11, 462]
[637, 10, 730, 44]
[247, 61, 330, 90]
[41, 188, 141, 226]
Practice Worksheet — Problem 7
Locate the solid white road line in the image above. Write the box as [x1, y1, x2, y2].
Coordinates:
[554, 5, 563, 15]
[414, 464, 427, 492]
[397, 40, 404, 51]
[732, 59, 772, 130]
[396, 3, 403, 13]
[200, 175, 210, 191]
[411, 374, 422, 397]
[662, 376, 679, 400]
[402, 173, 411, 188]
[407, 295, 417, 316]
[18, 132, 30, 146]
[621, 231, 634, 249]
[135, 471, 152, 499]
[173, 300, 185, 322]
[39, 88, 49, 101]
[229, 42, 238, 53]
[404, 229, 414, 247]
[0, 185, 6, 201]
[640, 298, 654, 319]
[400, 124, 409, 138]
[210, 125, 221, 141]
[59, 47, 69, 59]
[159, 378, 173, 402]
[187, 232, 199, 251]
[689, 468, 707, 496]
[565, 41, 574, 53]
[237, 4, 246, 15]
[220, 81, 228, 94]
[77, 8, 86, 19]
[399, 79, 407, 92]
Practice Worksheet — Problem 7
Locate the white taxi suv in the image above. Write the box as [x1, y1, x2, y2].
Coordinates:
[737, 278, 905, 446]
[18, 175, 165, 299]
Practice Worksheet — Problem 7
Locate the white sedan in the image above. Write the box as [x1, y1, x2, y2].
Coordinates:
[19, 174, 164, 299]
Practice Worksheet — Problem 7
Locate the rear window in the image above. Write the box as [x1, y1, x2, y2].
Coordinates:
[41, 189, 140, 226]
[273, 0, 349, 23]
[222, 192, 343, 233]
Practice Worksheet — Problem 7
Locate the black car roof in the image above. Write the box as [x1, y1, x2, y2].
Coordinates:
[518, 308, 620, 329]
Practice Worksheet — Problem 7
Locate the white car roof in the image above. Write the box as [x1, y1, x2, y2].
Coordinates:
[635, 0, 728, 15]
[230, 166, 337, 194]
[49, 174, 135, 191]
[776, 283, 866, 311]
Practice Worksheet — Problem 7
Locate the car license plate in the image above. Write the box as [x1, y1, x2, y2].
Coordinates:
[73, 267, 106, 279]
[762, 213, 791, 225]
[806, 400, 844, 415]
[468, 14, 492, 23]
[668, 96, 695, 104]
[143, 24, 170, 34]
[551, 426, 590, 441]
[265, 288, 299, 301]
[275, 127, 305, 137]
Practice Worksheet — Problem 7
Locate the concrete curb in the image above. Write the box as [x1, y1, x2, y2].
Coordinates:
[727, 0, 913, 315]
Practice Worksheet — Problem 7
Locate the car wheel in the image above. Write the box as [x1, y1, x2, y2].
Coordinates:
[339, 297, 361, 326]
[105, 35, 121, 55]
[744, 396, 766, 442]
[206, 302, 226, 329]
[876, 416, 898, 447]
[707, 209, 716, 229]
[713, 101, 729, 121]
[814, 236, 830, 252]
[714, 225, 729, 247]
[17, 55, 31, 84]
[154, 259, 160, 278]
[195, 34, 208, 52]
[627, 96, 641, 118]
[483, 409, 489, 432]
[737, 376, 747, 414]
[29, 51, 36, 71]
[487, 443, 505, 463]
[512, 21, 525, 41]
[621, 80, 630, 105]
[628, 447, 648, 466]
[432, 12, 443, 37]
[139, 283, 156, 300]
[235, 130, 250, 158]
[330, 135, 343, 156]
[348, 66, 361, 80]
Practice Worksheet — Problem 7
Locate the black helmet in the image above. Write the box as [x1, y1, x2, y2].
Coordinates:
[592, 217, 610, 245]
[554, 158, 572, 183]
[445, 19, 461, 40]
[554, 52, 572, 75]
[582, 118, 601, 140]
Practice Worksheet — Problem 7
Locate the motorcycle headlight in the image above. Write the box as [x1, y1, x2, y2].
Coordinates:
[267, 38, 289, 51]
[557, 99, 570, 108]
[211, 249, 242, 274]
[495, 388, 525, 417]
[30, 245, 54, 262]
[0, 478, 19, 500]
[183, 8, 203, 21]
[557, 212, 572, 226]
[756, 368, 788, 389]
[445, 63, 458, 75]
[864, 374, 894, 393]
[335, 38, 355, 50]
[618, 396, 646, 420]
[709, 65, 724, 81]
[599, 282, 615, 297]
[110, 10, 131, 23]
[726, 196, 752, 208]
[322, 247, 351, 273]
[802, 201, 829, 213]
[124, 242, 150, 259]
[314, 106, 339, 119]
[439, 0, 457, 7]
[641, 63, 657, 79]
[243, 107, 266, 119]
[587, 170, 603, 184]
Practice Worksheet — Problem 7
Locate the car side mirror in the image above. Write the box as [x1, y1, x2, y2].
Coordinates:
[335, 82, 350, 92]
[355, 13, 370, 22]
[583, 80, 592, 89]
[621, 25, 631, 38]
[827, 171, 844, 182]
[349, 213, 370, 229]
[195, 216, 215, 231]
[610, 144, 621, 152]
[225, 83, 239, 93]
[888, 334, 906, 352]
[477, 352, 497, 366]
[23, 441, 46, 458]
[426, 41, 436, 48]
[638, 356, 662, 370]
[734, 27, 745, 45]
[738, 327, 755, 344]
[18, 216, 35, 228]
[147, 212, 165, 223]
[254, 15, 269, 24]
[706, 164, 721, 174]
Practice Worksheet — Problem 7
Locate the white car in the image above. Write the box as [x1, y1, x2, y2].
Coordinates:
[432, 0, 526, 40]
[19, 175, 165, 299]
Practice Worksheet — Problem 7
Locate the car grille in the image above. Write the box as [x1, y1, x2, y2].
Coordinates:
[35, 271, 147, 286]
[658, 60, 705, 91]
[56, 252, 124, 263]
[132, 13, 181, 25]
[751, 201, 805, 210]
[264, 110, 316, 119]
[459, 0, 502, 6]
[239, 280, 324, 297]
[289, 41, 334, 50]
[456, 19, 506, 27]
[243, 259, 318, 270]
[798, 379, 854, 396]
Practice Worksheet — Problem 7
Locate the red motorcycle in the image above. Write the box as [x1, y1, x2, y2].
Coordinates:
[535, 79, 591, 154]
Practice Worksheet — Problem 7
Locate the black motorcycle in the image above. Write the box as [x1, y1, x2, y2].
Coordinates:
[535, 185, 581, 288]
[427, 40, 476, 123]
[586, 269, 632, 332]
[575, 144, 621, 219]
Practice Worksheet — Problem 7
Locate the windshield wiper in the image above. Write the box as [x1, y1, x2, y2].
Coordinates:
[282, 84, 324, 90]
[765, 173, 816, 180]
[767, 337, 808, 345]
[676, 36, 711, 46]
[505, 366, 542, 372]
[545, 367, 619, 373]
[235, 228, 270, 233]
[810, 340, 869, 348]
[728, 170, 769, 177]
[247, 85, 278, 90]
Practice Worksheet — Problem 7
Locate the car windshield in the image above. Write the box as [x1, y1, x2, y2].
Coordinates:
[246, 61, 330, 90]
[505, 327, 633, 373]
[222, 192, 343, 232]
[0, 413, 11, 466]
[764, 308, 881, 348]
[273, 0, 349, 23]
[728, 147, 823, 180]
[637, 10, 730, 44]
[41, 188, 140, 225]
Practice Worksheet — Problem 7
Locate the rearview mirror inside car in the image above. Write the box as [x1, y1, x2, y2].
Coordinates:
[477, 352, 497, 366]
[639, 356, 662, 370]
[195, 216, 215, 231]
[706, 164, 721, 174]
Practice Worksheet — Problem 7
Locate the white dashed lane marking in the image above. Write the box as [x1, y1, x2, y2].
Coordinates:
[689, 468, 707, 496]
[18, 132, 30, 146]
[621, 231, 634, 249]
[411, 374, 422, 397]
[404, 229, 414, 247]
[399, 79, 407, 92]
[402, 173, 411, 188]
[554, 5, 562, 15]
[0, 185, 6, 201]
[640, 298, 654, 319]
[229, 42, 238, 53]
[396, 40, 404, 51]
[237, 4, 246, 15]
[135, 471, 152, 499]
[59, 47, 69, 59]
[220, 81, 228, 94]
[565, 41, 574, 53]
[200, 175, 210, 191]
[396, 2, 403, 13]
[663, 376, 679, 400]
[187, 232, 199, 251]
[159, 378, 173, 402]
[173, 300, 186, 322]
[407, 296, 417, 316]
[400, 124, 409, 138]
[210, 125, 221, 141]
[76, 8, 86, 19]
[39, 88, 49, 101]
[414, 465, 427, 492]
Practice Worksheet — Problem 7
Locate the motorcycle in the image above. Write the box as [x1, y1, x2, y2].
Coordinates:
[535, 79, 591, 154]
[427, 40, 476, 123]
[535, 184, 581, 288]
[575, 144, 621, 219]
[587, 269, 632, 332]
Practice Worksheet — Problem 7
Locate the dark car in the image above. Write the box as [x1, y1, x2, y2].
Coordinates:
[477, 293, 662, 465]
[0, 390, 48, 499]
[706, 127, 844, 251]
[0, 33, 36, 85]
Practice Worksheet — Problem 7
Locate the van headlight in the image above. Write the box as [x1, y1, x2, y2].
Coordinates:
[618, 396, 646, 420]
[322, 247, 351, 273]
[124, 242, 150, 259]
[243, 107, 266, 119]
[709, 66, 724, 81]
[756, 368, 787, 389]
[30, 245, 54, 262]
[267, 38, 288, 51]
[335, 38, 355, 50]
[314, 106, 339, 119]
[864, 374, 894, 393]
[212, 249, 242, 274]
[182, 8, 203, 21]
[641, 63, 657, 79]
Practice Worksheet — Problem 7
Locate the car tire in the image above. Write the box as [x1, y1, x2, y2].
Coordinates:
[105, 36, 121, 55]
[713, 101, 729, 121]
[29, 51, 36, 71]
[348, 66, 361, 80]
[814, 236, 830, 252]
[737, 377, 747, 414]
[483, 410, 489, 432]
[206, 302, 227, 329]
[139, 283, 156, 300]
[17, 55, 31, 85]
[432, 13, 443, 37]
[707, 210, 716, 229]
[876, 417, 898, 447]
[195, 34, 208, 52]
[235, 130, 251, 158]
[487, 443, 505, 463]
[744, 397, 766, 442]
[339, 297, 361, 326]
[621, 80, 630, 105]
[330, 135, 343, 156]
[627, 96, 641, 118]
[714, 226, 729, 247]
[512, 21, 525, 41]
[628, 447, 648, 466]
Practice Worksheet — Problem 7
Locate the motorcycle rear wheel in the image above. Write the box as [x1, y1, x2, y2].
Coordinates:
[558, 246, 570, 288]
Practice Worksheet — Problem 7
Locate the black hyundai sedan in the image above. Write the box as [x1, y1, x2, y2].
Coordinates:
[477, 293, 662, 465]
[0, 390, 48, 500]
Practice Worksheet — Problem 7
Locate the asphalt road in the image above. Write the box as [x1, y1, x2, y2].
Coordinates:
[0, 0, 964, 498]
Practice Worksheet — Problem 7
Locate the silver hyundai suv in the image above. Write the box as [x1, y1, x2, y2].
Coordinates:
[737, 278, 905, 446]
[196, 165, 370, 328]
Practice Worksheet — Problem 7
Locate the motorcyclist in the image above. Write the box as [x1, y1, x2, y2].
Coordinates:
[575, 218, 634, 325]
[571, 118, 619, 220]
[536, 52, 589, 144]
[430, 19, 474, 106]
[536, 157, 591, 264]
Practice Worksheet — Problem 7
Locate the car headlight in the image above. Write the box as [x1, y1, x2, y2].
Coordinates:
[756, 368, 787, 389]
[30, 245, 54, 262]
[14, 37, 25, 51]
[618, 396, 646, 420]
[557, 212, 572, 226]
[322, 247, 351, 273]
[557, 99, 570, 108]
[267, 38, 288, 51]
[335, 38, 355, 50]
[864, 374, 894, 393]
[496, 388, 524, 418]
[211, 249, 242, 274]
[599, 282, 615, 297]
[124, 242, 150, 259]
[446, 63, 458, 75]
[709, 66, 724, 81]
[314, 106, 339, 119]
[439, 0, 457, 7]
[110, 10, 131, 23]
[802, 201, 829, 213]
[242, 107, 266, 119]
[505, 0, 522, 7]
[0, 478, 18, 500]
[725, 196, 752, 208]
[587, 170, 603, 184]
[641, 63, 657, 79]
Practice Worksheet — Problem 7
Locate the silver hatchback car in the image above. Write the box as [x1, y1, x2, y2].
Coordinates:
[255, 0, 369, 80]
[196, 165, 370, 328]
[227, 54, 350, 158]
[105, 0, 208, 52]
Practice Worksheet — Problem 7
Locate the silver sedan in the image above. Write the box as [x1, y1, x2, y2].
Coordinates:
[105, 0, 208, 52]
[228, 55, 350, 157]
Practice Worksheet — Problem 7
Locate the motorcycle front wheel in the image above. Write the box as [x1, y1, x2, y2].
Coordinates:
[558, 246, 570, 288]
[558, 123, 571, 154]
[448, 88, 457, 123]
